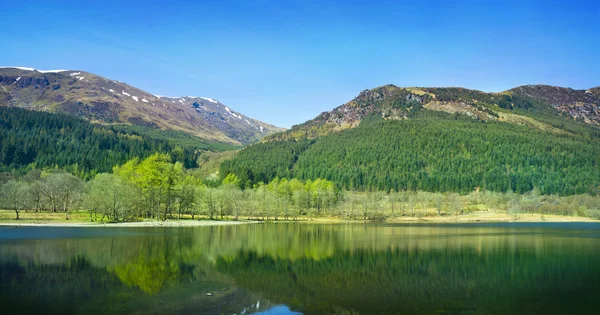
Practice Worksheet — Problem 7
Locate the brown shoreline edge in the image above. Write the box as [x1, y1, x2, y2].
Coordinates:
[0, 212, 598, 228]
[0, 220, 261, 228]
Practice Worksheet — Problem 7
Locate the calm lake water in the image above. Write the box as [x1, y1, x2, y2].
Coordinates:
[1, 223, 600, 314]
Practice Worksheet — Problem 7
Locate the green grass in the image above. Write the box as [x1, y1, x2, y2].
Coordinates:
[0, 209, 99, 223]
[110, 124, 243, 152]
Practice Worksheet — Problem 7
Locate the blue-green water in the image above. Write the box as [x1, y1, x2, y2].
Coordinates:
[1, 223, 599, 314]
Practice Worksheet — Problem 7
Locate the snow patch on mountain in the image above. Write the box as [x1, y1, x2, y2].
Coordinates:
[39, 69, 68, 73]
[200, 97, 218, 104]
[0, 66, 68, 73]
[0, 66, 35, 71]
[225, 106, 242, 119]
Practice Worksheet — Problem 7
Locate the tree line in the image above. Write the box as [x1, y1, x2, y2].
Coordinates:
[0, 153, 337, 221]
[2, 153, 600, 221]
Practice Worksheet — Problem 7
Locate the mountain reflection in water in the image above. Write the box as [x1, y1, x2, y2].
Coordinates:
[1, 223, 599, 314]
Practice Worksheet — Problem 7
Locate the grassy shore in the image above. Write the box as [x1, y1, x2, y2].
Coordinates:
[0, 210, 258, 227]
[0, 209, 597, 227]
[305, 212, 598, 224]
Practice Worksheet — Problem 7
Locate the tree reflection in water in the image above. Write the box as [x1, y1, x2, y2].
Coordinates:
[1, 223, 599, 314]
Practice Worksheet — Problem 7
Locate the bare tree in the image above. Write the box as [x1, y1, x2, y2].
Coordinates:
[2, 180, 28, 220]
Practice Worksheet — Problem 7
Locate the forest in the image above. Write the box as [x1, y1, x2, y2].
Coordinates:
[0, 107, 232, 179]
[221, 111, 600, 195]
[2, 153, 600, 221]
[2, 107, 600, 222]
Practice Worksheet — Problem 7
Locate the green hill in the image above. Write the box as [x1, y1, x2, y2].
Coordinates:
[221, 85, 600, 195]
[0, 107, 238, 178]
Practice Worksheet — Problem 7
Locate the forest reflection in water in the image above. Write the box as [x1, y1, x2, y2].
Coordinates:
[1, 223, 599, 314]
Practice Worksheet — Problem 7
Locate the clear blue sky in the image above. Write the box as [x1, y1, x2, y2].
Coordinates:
[1, 0, 599, 128]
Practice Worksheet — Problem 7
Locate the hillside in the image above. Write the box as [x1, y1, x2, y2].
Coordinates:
[0, 67, 284, 145]
[223, 85, 600, 195]
[268, 84, 600, 140]
[0, 107, 218, 178]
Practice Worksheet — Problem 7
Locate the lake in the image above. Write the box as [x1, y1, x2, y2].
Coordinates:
[1, 222, 599, 314]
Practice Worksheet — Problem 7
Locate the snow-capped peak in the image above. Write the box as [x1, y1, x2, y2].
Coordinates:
[200, 97, 218, 104]
[39, 69, 68, 73]
[0, 66, 67, 73]
[0, 66, 35, 71]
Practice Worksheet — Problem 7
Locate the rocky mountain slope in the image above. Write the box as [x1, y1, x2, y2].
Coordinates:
[268, 84, 600, 140]
[223, 84, 600, 195]
[0, 67, 284, 145]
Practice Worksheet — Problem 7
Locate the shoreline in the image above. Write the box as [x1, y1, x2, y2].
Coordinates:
[0, 220, 261, 228]
[304, 213, 599, 224]
[0, 212, 597, 227]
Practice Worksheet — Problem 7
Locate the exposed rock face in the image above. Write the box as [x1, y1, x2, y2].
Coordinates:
[510, 85, 600, 124]
[270, 84, 599, 140]
[0, 67, 284, 145]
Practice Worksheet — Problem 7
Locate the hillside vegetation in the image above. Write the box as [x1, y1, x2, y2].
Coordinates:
[0, 67, 284, 145]
[223, 85, 600, 196]
[0, 107, 236, 178]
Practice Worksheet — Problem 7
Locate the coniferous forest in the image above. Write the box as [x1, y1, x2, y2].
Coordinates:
[221, 111, 600, 195]
[0, 107, 226, 178]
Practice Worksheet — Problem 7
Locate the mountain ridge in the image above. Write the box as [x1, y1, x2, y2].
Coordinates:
[268, 84, 600, 141]
[221, 83, 600, 195]
[0, 67, 284, 145]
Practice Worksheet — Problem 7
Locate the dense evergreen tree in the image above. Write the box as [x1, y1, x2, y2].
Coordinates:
[222, 112, 600, 195]
[0, 107, 204, 178]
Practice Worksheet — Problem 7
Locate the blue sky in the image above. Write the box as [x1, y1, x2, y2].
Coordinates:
[1, 0, 599, 128]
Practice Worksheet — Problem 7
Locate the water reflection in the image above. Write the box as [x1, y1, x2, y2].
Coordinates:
[1, 223, 599, 314]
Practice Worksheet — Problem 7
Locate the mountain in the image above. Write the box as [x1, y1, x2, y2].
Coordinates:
[0, 67, 284, 145]
[222, 84, 600, 195]
[268, 84, 600, 141]
[508, 85, 600, 124]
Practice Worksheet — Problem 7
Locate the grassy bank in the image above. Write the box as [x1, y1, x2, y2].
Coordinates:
[0, 209, 596, 227]
[0, 210, 258, 227]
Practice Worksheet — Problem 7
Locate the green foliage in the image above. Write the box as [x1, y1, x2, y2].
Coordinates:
[220, 139, 314, 186]
[111, 124, 241, 152]
[222, 112, 600, 195]
[114, 153, 185, 220]
[0, 107, 204, 178]
[222, 173, 241, 187]
[192, 150, 238, 180]
[84, 173, 136, 221]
